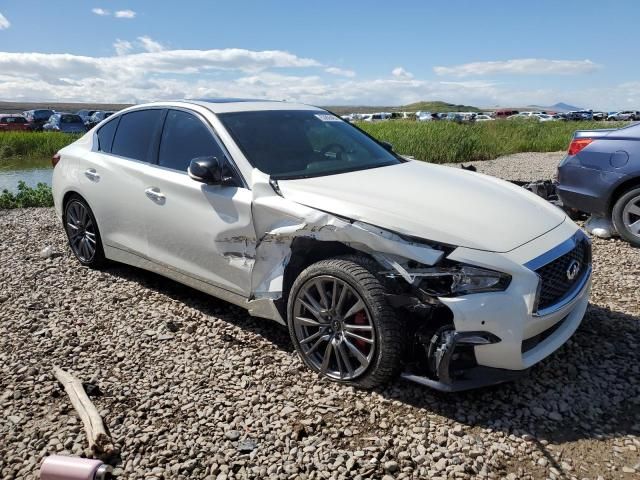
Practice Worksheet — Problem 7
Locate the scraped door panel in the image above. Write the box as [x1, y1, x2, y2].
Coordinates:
[142, 168, 255, 296]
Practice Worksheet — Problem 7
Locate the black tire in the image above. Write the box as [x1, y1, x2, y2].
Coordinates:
[612, 186, 640, 248]
[63, 194, 107, 268]
[286, 255, 404, 389]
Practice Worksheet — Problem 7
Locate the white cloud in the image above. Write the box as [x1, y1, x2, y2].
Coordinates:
[114, 10, 136, 19]
[391, 67, 413, 79]
[91, 8, 109, 16]
[113, 39, 133, 56]
[138, 36, 164, 53]
[325, 67, 355, 78]
[0, 12, 10, 29]
[0, 47, 631, 110]
[434, 58, 600, 77]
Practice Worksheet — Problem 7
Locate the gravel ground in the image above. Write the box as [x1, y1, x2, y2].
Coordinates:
[1, 153, 639, 480]
[445, 151, 565, 182]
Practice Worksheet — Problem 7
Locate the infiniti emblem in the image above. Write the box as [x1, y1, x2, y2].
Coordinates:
[566, 260, 581, 281]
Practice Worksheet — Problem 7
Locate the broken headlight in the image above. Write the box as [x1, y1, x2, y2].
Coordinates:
[409, 265, 511, 297]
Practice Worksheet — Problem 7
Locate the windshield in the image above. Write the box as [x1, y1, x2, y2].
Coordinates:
[218, 110, 402, 179]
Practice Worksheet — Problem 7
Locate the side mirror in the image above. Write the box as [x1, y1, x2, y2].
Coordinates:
[380, 141, 394, 152]
[188, 156, 223, 184]
[188, 156, 236, 186]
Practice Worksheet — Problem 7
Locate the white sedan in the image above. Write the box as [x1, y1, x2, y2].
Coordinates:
[52, 99, 591, 391]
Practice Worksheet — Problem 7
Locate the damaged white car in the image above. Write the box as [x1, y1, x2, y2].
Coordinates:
[52, 99, 592, 391]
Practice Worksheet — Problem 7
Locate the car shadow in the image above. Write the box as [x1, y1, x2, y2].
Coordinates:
[376, 303, 640, 444]
[103, 263, 639, 446]
[103, 262, 295, 353]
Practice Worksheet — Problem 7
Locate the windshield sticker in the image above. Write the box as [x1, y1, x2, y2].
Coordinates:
[314, 114, 341, 122]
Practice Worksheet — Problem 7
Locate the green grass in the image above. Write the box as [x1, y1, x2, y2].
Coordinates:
[358, 120, 629, 164]
[0, 131, 79, 161]
[0, 181, 53, 208]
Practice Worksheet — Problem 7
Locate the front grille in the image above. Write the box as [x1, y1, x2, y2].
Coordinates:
[535, 238, 591, 311]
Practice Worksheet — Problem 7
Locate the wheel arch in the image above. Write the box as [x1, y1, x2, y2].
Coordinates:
[61, 191, 102, 234]
[609, 176, 640, 213]
[278, 237, 365, 317]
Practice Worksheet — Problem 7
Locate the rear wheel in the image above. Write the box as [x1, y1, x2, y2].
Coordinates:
[63, 195, 106, 267]
[612, 186, 640, 247]
[287, 256, 404, 388]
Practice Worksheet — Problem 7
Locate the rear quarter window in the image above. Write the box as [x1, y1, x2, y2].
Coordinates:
[111, 109, 164, 162]
[96, 117, 120, 153]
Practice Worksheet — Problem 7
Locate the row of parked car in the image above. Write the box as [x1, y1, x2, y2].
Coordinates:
[0, 109, 116, 132]
[340, 109, 640, 123]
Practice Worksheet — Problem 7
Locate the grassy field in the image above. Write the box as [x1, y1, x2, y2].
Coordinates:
[0, 132, 79, 161]
[357, 120, 629, 163]
[0, 120, 631, 166]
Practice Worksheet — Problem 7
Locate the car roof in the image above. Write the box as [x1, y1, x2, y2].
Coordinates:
[0, 113, 26, 117]
[177, 98, 322, 114]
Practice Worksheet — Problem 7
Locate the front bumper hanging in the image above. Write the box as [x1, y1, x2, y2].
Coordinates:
[401, 330, 527, 392]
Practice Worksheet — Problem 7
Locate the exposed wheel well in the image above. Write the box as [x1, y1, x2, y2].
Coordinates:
[278, 237, 362, 317]
[610, 176, 640, 213]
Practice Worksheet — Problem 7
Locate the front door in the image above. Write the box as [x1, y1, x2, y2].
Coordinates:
[141, 109, 255, 296]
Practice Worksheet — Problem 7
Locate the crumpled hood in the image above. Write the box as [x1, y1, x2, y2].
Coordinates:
[277, 161, 566, 252]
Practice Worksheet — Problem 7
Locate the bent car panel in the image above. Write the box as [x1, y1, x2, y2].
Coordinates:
[278, 160, 566, 253]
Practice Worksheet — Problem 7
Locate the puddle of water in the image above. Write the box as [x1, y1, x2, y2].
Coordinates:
[0, 158, 52, 193]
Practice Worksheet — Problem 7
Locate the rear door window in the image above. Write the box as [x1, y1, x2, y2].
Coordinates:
[158, 109, 225, 172]
[111, 109, 164, 162]
[97, 117, 120, 153]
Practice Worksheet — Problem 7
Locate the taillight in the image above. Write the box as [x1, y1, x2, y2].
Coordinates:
[568, 138, 593, 156]
[51, 153, 61, 168]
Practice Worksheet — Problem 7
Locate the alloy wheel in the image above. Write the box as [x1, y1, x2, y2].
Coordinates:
[622, 194, 640, 238]
[292, 275, 376, 380]
[65, 201, 97, 262]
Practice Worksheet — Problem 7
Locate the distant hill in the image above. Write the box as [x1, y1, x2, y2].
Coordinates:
[325, 101, 481, 115]
[527, 102, 583, 112]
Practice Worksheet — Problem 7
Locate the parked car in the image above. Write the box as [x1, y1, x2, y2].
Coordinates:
[473, 114, 494, 122]
[566, 110, 594, 121]
[0, 114, 32, 131]
[536, 114, 556, 122]
[76, 110, 98, 123]
[494, 109, 519, 119]
[592, 111, 607, 121]
[85, 111, 116, 129]
[415, 111, 434, 121]
[558, 123, 640, 247]
[43, 113, 87, 133]
[52, 99, 591, 392]
[23, 109, 55, 131]
[607, 111, 640, 121]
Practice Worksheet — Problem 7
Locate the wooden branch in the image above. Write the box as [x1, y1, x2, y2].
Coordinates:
[53, 366, 115, 457]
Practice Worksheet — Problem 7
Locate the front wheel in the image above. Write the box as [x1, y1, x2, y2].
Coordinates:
[287, 256, 404, 388]
[612, 186, 640, 248]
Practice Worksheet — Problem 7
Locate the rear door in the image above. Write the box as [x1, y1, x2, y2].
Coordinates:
[81, 108, 165, 256]
[141, 108, 255, 296]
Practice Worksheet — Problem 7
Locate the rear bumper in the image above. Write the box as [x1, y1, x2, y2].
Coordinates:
[557, 162, 623, 216]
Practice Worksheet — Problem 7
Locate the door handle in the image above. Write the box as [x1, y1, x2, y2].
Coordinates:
[84, 168, 100, 181]
[145, 187, 166, 203]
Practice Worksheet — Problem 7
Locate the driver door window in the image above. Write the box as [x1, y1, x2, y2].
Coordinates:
[158, 110, 226, 172]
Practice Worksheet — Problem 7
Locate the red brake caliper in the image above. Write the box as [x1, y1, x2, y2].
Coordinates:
[352, 311, 368, 350]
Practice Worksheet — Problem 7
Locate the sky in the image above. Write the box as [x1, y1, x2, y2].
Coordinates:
[0, 0, 639, 109]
